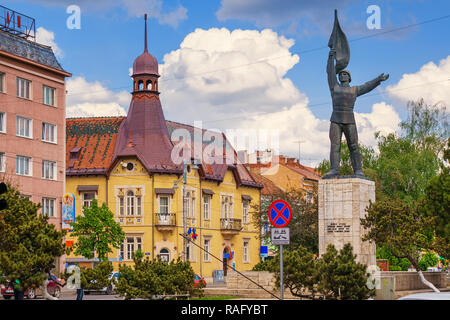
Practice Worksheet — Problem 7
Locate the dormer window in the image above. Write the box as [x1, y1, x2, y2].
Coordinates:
[70, 147, 81, 160]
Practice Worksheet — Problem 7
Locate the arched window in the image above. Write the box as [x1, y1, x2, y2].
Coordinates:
[159, 248, 170, 262]
[127, 190, 135, 216]
[146, 80, 152, 90]
[138, 80, 144, 91]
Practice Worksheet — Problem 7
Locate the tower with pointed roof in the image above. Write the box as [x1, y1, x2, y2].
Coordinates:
[111, 14, 182, 175]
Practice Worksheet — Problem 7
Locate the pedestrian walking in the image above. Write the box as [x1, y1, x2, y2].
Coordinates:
[76, 280, 84, 300]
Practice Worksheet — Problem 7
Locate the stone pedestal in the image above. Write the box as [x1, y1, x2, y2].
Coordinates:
[318, 177, 376, 267]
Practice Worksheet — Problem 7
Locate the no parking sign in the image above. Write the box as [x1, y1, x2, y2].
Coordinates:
[268, 199, 292, 228]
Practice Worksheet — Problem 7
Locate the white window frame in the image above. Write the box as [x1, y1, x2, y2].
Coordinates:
[185, 241, 196, 262]
[43, 85, 56, 107]
[42, 122, 57, 144]
[17, 77, 31, 100]
[136, 194, 142, 216]
[42, 160, 57, 181]
[203, 195, 211, 220]
[221, 194, 233, 219]
[183, 191, 190, 220]
[203, 238, 211, 262]
[243, 240, 250, 263]
[126, 190, 135, 216]
[0, 112, 5, 133]
[16, 155, 32, 176]
[42, 197, 56, 217]
[16, 116, 32, 139]
[119, 196, 125, 216]
[0, 152, 5, 172]
[0, 72, 5, 93]
[82, 192, 96, 209]
[243, 200, 250, 224]
[121, 235, 143, 261]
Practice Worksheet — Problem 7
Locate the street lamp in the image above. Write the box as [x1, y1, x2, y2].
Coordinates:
[173, 159, 200, 262]
[173, 161, 188, 262]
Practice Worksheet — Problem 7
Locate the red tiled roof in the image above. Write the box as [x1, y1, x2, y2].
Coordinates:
[247, 168, 283, 196]
[66, 117, 125, 175]
[246, 161, 320, 182]
[285, 164, 320, 181]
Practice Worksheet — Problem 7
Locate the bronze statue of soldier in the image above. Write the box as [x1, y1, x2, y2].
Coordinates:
[322, 10, 389, 179]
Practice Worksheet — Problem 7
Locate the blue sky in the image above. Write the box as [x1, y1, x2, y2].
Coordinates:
[3, 0, 449, 165]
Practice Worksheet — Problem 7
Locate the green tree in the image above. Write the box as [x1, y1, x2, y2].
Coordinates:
[316, 244, 374, 300]
[375, 100, 448, 203]
[252, 188, 318, 254]
[418, 252, 439, 271]
[0, 184, 66, 296]
[272, 246, 319, 299]
[376, 244, 411, 271]
[70, 199, 125, 261]
[81, 260, 114, 292]
[116, 250, 200, 300]
[361, 198, 441, 291]
[418, 138, 450, 259]
[270, 244, 373, 300]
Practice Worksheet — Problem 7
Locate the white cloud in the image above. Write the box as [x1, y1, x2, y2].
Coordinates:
[158, 27, 400, 167]
[66, 76, 129, 118]
[355, 102, 400, 148]
[36, 27, 63, 58]
[160, 28, 302, 116]
[387, 55, 450, 108]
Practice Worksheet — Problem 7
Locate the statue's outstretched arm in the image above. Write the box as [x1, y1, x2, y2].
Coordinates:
[356, 73, 389, 96]
[327, 50, 338, 91]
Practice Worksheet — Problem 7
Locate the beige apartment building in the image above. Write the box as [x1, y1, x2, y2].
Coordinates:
[0, 6, 71, 261]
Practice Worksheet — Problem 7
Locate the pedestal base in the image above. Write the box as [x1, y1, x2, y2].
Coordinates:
[318, 177, 376, 267]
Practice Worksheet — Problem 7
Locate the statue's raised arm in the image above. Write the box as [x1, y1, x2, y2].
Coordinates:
[356, 73, 389, 97]
[327, 49, 338, 91]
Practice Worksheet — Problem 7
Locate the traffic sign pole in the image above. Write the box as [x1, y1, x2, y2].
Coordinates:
[280, 244, 284, 300]
[268, 200, 292, 301]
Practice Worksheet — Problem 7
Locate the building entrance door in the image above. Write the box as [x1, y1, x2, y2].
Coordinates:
[223, 247, 231, 276]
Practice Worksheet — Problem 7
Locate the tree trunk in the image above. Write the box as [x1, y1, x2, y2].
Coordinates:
[408, 256, 440, 293]
[417, 270, 440, 293]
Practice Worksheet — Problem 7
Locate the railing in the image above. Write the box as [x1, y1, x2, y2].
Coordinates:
[220, 218, 242, 232]
[155, 213, 176, 227]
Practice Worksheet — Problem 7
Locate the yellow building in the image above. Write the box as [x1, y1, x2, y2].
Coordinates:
[64, 18, 262, 280]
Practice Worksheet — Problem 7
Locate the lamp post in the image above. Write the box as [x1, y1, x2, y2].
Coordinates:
[173, 161, 188, 262]
[174, 159, 199, 262]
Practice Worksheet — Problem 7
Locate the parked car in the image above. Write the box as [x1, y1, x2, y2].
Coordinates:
[193, 274, 206, 288]
[84, 272, 118, 295]
[1, 280, 15, 299]
[398, 292, 450, 300]
[1, 274, 64, 299]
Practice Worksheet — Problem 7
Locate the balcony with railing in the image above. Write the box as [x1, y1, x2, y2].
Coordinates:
[220, 218, 242, 237]
[155, 212, 176, 231]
